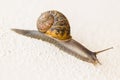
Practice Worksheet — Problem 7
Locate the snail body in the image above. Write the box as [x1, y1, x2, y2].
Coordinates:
[12, 10, 113, 65]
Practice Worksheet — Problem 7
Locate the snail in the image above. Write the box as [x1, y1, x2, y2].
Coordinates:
[11, 10, 113, 65]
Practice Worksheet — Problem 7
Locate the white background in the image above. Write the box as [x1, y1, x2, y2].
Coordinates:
[0, 0, 120, 80]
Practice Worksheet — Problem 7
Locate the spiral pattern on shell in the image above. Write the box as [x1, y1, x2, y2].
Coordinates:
[37, 10, 71, 40]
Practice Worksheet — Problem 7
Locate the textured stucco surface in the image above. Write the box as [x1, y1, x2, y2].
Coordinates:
[0, 0, 120, 80]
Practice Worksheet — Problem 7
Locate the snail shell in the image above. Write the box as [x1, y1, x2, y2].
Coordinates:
[37, 10, 71, 40]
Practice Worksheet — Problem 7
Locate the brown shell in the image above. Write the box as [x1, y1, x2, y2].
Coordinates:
[37, 10, 71, 40]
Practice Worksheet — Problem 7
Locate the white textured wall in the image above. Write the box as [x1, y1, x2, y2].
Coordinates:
[0, 0, 120, 80]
